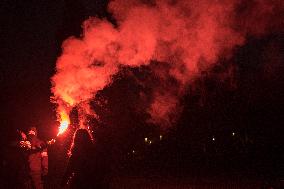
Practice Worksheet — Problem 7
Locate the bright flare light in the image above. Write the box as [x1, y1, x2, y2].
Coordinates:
[57, 112, 70, 136]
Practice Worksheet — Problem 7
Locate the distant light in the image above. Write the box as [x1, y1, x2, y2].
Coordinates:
[132, 150, 135, 154]
[232, 132, 235, 136]
[159, 135, 163, 140]
[212, 137, 215, 141]
[144, 137, 148, 142]
[149, 140, 152, 144]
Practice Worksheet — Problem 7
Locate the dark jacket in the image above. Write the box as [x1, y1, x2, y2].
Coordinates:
[62, 145, 109, 189]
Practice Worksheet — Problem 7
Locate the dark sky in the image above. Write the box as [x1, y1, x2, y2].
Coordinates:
[0, 0, 108, 138]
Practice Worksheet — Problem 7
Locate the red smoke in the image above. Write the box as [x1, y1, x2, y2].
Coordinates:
[51, 0, 283, 129]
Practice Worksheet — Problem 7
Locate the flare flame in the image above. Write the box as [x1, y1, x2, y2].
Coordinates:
[57, 111, 70, 136]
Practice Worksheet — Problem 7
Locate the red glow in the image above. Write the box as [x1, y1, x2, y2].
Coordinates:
[51, 0, 283, 129]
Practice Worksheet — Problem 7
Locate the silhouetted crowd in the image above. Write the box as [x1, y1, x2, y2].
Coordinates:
[5, 127, 109, 189]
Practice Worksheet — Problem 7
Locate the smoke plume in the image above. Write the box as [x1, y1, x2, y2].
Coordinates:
[51, 0, 283, 129]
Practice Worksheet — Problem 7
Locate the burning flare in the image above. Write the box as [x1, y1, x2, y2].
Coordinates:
[57, 111, 70, 136]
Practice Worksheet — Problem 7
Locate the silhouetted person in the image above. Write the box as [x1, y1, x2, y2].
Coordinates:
[26, 127, 48, 189]
[61, 129, 109, 189]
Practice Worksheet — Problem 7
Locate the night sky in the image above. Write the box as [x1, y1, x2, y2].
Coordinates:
[0, 0, 284, 179]
[0, 0, 108, 139]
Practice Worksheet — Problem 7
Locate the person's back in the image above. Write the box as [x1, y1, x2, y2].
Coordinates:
[72, 152, 97, 188]
[62, 129, 99, 189]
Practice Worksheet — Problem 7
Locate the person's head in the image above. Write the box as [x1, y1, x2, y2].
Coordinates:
[28, 127, 37, 137]
[69, 129, 93, 156]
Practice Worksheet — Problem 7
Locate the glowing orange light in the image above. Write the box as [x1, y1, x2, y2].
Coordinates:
[57, 112, 70, 136]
